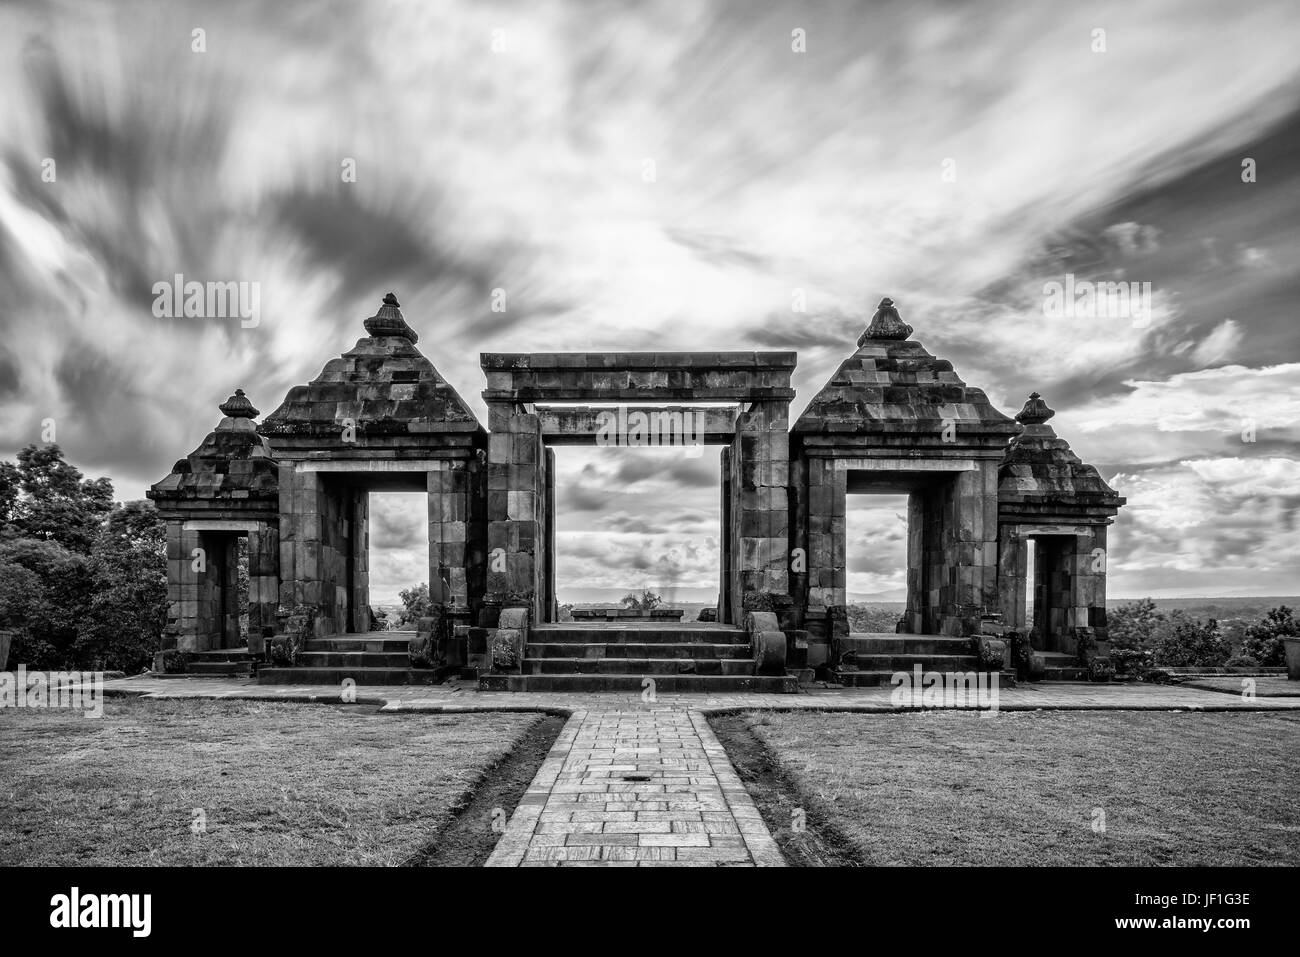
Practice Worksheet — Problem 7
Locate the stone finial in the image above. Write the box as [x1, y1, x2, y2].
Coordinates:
[859, 296, 913, 343]
[218, 388, 259, 419]
[363, 291, 419, 343]
[1015, 391, 1055, 425]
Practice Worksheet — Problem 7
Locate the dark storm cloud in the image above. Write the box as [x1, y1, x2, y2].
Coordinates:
[557, 481, 610, 513]
[612, 454, 717, 489]
[595, 514, 668, 535]
[2, 0, 1298, 599]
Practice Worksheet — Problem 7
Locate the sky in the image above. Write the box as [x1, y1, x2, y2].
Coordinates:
[0, 0, 1297, 602]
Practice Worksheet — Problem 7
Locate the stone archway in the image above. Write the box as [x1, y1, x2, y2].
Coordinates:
[479, 352, 796, 626]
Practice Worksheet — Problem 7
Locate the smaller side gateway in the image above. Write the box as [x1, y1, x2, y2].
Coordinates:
[149, 294, 1124, 689]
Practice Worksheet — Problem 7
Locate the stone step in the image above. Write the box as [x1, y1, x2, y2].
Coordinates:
[1038, 652, 1089, 680]
[256, 667, 443, 686]
[189, 661, 254, 676]
[188, 650, 256, 662]
[533, 625, 747, 645]
[834, 669, 1001, 689]
[1041, 666, 1090, 680]
[478, 673, 798, 693]
[841, 635, 974, 655]
[526, 642, 752, 660]
[298, 652, 410, 668]
[523, 658, 756, 676]
[302, 637, 413, 653]
[841, 654, 981, 672]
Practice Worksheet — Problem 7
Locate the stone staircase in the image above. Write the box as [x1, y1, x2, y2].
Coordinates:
[187, 649, 257, 677]
[256, 631, 443, 685]
[833, 633, 987, 687]
[479, 622, 798, 693]
[1038, 651, 1089, 680]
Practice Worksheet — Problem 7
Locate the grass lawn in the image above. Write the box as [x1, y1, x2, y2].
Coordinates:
[0, 697, 545, 866]
[734, 709, 1300, 866]
[1185, 676, 1300, 697]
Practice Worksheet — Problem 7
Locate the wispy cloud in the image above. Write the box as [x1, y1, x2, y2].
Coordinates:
[0, 0, 1297, 599]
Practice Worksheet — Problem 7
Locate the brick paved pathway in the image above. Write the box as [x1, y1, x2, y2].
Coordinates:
[485, 709, 784, 866]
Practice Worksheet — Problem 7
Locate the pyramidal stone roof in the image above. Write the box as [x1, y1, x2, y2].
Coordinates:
[259, 293, 484, 446]
[793, 297, 1019, 449]
[148, 390, 280, 507]
[998, 392, 1125, 521]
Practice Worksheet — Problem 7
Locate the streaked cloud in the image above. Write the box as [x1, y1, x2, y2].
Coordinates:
[0, 0, 1296, 600]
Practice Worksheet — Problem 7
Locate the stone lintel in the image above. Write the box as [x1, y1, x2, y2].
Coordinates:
[483, 387, 796, 403]
[1002, 523, 1092, 538]
[270, 444, 478, 462]
[798, 436, 1011, 456]
[151, 501, 279, 520]
[181, 519, 264, 533]
[481, 351, 797, 371]
[294, 459, 452, 472]
[536, 405, 740, 444]
[834, 457, 978, 472]
[1000, 509, 1119, 527]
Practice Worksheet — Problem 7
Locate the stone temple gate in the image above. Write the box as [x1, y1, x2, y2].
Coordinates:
[149, 294, 1124, 690]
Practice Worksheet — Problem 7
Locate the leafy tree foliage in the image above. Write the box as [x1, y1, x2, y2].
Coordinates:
[620, 589, 662, 611]
[1107, 597, 1164, 650]
[4, 445, 113, 551]
[0, 445, 163, 673]
[75, 501, 167, 671]
[1147, 611, 1230, 667]
[1239, 606, 1297, 666]
[396, 582, 432, 628]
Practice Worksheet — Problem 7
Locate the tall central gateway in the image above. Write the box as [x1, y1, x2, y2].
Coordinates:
[149, 294, 1124, 690]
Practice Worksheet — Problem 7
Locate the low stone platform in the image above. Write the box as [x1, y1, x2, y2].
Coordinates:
[834, 632, 983, 686]
[93, 674, 1300, 712]
[256, 631, 446, 685]
[483, 622, 797, 694]
[570, 608, 685, 622]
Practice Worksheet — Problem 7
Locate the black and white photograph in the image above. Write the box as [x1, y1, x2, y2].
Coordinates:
[0, 0, 1295, 939]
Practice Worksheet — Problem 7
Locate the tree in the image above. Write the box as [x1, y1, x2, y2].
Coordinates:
[0, 537, 93, 668]
[396, 583, 432, 628]
[0, 460, 20, 536]
[75, 501, 167, 673]
[1107, 597, 1165, 650]
[1148, 611, 1230, 667]
[0, 447, 168, 673]
[5, 445, 113, 551]
[1239, 606, 1297, 666]
[620, 589, 662, 611]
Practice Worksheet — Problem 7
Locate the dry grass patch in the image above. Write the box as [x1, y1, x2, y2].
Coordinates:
[736, 709, 1300, 866]
[0, 697, 545, 866]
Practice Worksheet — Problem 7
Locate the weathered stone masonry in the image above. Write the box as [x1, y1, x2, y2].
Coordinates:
[149, 294, 1123, 681]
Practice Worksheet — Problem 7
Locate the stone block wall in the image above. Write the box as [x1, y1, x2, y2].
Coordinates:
[164, 520, 277, 653]
[728, 401, 791, 617]
[246, 523, 279, 645]
[914, 463, 1001, 636]
[996, 524, 1110, 652]
[486, 409, 547, 618]
[428, 456, 488, 614]
[277, 467, 364, 636]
